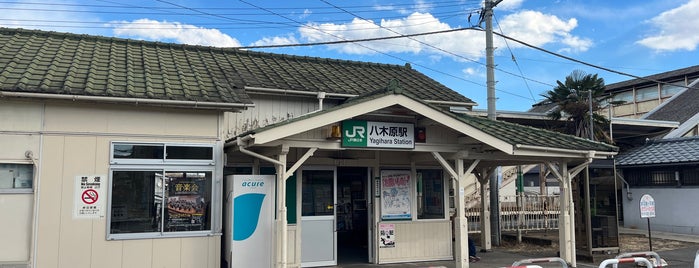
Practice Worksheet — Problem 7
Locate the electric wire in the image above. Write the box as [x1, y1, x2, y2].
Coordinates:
[235, 0, 491, 91]
[494, 14, 536, 102]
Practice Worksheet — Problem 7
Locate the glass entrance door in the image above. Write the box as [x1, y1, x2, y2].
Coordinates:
[300, 167, 336, 267]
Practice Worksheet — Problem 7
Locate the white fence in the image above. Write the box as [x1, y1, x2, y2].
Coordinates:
[465, 195, 560, 233]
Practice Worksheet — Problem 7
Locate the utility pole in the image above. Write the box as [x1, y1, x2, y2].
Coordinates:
[484, 0, 503, 247]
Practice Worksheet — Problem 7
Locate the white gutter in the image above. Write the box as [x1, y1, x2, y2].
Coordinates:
[515, 144, 616, 157]
[245, 86, 476, 106]
[234, 137, 283, 166]
[0, 91, 255, 110]
[245, 86, 356, 98]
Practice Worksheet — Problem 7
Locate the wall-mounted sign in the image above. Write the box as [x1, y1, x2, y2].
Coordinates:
[379, 223, 396, 248]
[73, 175, 105, 219]
[342, 120, 415, 149]
[380, 170, 412, 220]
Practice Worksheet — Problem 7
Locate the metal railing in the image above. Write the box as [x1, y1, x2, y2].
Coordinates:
[465, 194, 560, 233]
[599, 257, 653, 268]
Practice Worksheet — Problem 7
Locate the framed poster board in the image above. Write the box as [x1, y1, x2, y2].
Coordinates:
[380, 170, 412, 220]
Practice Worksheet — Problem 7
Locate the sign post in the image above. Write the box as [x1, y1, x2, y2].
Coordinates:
[639, 194, 656, 251]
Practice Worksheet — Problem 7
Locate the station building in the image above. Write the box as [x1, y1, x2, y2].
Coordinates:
[0, 27, 616, 268]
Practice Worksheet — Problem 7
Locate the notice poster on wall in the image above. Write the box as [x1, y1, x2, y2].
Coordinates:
[166, 173, 208, 231]
[380, 170, 412, 220]
[379, 223, 396, 248]
[73, 175, 106, 219]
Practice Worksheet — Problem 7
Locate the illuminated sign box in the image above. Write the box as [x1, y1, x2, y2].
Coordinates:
[341, 120, 415, 149]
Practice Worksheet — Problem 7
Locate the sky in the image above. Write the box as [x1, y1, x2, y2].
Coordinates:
[1, 0, 698, 111]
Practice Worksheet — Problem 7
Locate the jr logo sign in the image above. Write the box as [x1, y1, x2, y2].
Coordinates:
[341, 120, 415, 149]
[342, 120, 367, 147]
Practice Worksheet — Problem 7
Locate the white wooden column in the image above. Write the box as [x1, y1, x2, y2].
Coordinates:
[476, 168, 493, 251]
[454, 159, 469, 268]
[276, 151, 288, 268]
[547, 160, 589, 268]
[431, 152, 479, 268]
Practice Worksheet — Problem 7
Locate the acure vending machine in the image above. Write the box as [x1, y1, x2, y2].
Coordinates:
[224, 174, 275, 268]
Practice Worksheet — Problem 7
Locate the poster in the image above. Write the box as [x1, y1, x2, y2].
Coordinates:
[380, 170, 412, 220]
[73, 175, 105, 219]
[379, 223, 395, 248]
[166, 173, 208, 231]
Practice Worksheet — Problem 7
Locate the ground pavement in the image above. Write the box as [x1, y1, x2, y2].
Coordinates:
[329, 228, 699, 268]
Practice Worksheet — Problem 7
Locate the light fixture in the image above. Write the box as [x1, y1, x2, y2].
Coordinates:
[327, 124, 342, 140]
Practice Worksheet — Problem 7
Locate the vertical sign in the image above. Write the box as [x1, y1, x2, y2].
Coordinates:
[73, 175, 105, 219]
[639, 194, 656, 218]
[379, 223, 396, 248]
[342, 120, 415, 149]
[380, 170, 412, 220]
[231, 175, 275, 268]
[639, 194, 656, 251]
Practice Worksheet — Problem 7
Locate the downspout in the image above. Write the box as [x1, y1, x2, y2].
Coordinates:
[234, 137, 283, 167]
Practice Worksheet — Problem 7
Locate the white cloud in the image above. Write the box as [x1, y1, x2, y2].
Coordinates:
[463, 67, 484, 77]
[298, 12, 485, 60]
[0, 0, 107, 36]
[495, 0, 524, 11]
[251, 34, 299, 47]
[496, 10, 592, 52]
[299, 9, 312, 19]
[110, 19, 241, 47]
[637, 0, 699, 51]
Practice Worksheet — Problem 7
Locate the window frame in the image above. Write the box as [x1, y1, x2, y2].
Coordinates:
[107, 141, 220, 240]
[0, 161, 34, 194]
[415, 168, 448, 220]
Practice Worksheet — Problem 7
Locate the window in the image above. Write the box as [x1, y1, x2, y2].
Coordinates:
[108, 142, 217, 239]
[613, 91, 634, 103]
[417, 169, 445, 219]
[661, 81, 685, 97]
[0, 163, 33, 192]
[635, 85, 659, 102]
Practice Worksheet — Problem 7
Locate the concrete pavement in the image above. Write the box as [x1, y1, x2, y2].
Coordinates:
[328, 228, 699, 268]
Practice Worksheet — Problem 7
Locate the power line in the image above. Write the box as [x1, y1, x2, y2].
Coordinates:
[493, 14, 535, 102]
[489, 31, 698, 90]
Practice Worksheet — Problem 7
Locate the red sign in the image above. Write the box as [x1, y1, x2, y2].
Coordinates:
[82, 189, 99, 204]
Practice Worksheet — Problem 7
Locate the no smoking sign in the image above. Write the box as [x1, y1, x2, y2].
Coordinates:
[74, 175, 105, 219]
[82, 189, 99, 204]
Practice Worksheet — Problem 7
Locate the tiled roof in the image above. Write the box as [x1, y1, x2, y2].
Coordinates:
[0, 27, 473, 106]
[455, 111, 616, 152]
[616, 136, 699, 166]
[605, 65, 699, 92]
[644, 87, 699, 123]
[236, 83, 618, 153]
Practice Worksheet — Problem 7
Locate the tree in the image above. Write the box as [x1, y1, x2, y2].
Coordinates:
[541, 70, 617, 143]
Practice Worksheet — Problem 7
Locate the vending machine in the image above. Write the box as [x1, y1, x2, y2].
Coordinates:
[224, 174, 275, 268]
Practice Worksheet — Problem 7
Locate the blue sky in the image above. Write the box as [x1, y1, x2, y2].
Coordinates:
[1, 0, 698, 111]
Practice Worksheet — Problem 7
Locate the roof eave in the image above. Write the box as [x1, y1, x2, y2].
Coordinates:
[0, 91, 254, 111]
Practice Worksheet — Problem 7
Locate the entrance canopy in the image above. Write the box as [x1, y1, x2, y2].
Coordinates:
[224, 83, 617, 268]
[226, 83, 617, 168]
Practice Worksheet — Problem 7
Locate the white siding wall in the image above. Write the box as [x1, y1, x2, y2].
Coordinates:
[0, 101, 42, 264]
[622, 187, 699, 235]
[225, 94, 327, 138]
[377, 220, 452, 263]
[0, 100, 223, 268]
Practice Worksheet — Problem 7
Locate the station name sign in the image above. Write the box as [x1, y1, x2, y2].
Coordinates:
[341, 120, 415, 149]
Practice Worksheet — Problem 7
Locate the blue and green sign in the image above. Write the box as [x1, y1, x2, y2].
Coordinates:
[341, 120, 415, 149]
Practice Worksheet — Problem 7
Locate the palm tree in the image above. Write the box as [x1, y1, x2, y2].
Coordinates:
[541, 70, 617, 143]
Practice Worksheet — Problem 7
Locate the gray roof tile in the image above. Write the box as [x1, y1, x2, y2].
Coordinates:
[0, 27, 474, 106]
[616, 136, 699, 166]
